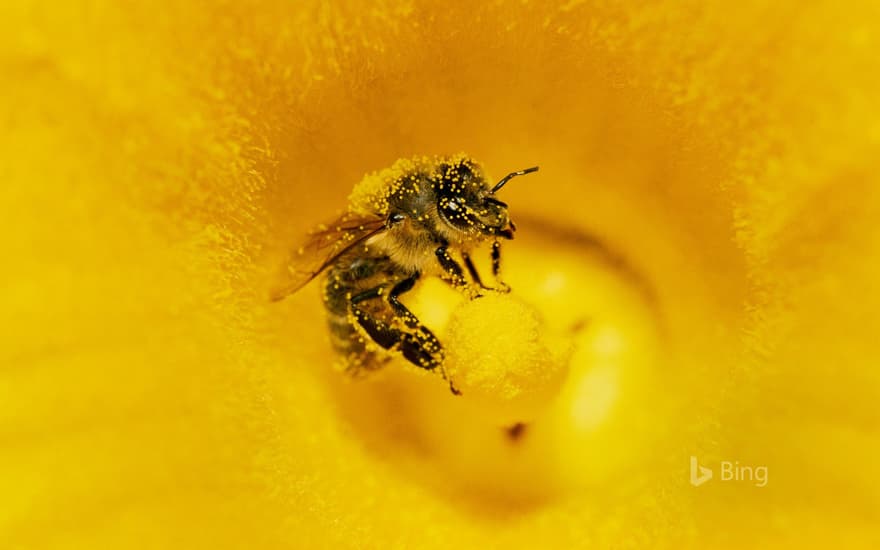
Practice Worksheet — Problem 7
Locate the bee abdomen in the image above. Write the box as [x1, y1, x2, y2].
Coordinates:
[323, 263, 385, 372]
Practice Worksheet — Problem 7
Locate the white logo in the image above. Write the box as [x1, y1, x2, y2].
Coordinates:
[690, 456, 769, 487]
[689, 455, 713, 486]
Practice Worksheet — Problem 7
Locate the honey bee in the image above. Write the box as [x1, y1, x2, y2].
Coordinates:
[271, 154, 538, 393]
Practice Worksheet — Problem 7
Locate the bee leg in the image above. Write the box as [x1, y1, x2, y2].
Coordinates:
[436, 244, 480, 299]
[351, 304, 459, 394]
[349, 286, 384, 304]
[463, 249, 510, 294]
[491, 240, 511, 293]
[461, 251, 491, 292]
[387, 274, 460, 395]
[350, 276, 422, 328]
[349, 286, 403, 353]
[386, 273, 421, 326]
[351, 281, 460, 395]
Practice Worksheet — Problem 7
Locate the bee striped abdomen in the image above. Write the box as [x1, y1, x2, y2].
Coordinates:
[323, 252, 400, 373]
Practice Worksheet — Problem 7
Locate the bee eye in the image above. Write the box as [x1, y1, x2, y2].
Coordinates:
[441, 197, 464, 214]
[440, 197, 469, 226]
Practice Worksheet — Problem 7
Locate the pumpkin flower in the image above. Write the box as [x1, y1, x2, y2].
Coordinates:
[2, 0, 879, 548]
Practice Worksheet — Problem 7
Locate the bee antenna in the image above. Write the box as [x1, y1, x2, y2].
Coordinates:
[490, 166, 539, 194]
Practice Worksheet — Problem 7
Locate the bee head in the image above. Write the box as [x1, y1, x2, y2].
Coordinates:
[435, 160, 539, 239]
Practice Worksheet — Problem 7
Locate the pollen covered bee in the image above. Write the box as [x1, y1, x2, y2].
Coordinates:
[270, 154, 538, 393]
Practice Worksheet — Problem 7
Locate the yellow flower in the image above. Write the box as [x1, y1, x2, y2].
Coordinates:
[2, 0, 879, 548]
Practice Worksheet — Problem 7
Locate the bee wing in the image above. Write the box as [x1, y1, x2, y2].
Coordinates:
[269, 213, 387, 302]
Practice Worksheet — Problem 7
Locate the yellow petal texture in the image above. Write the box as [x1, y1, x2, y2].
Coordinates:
[2, 0, 879, 548]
